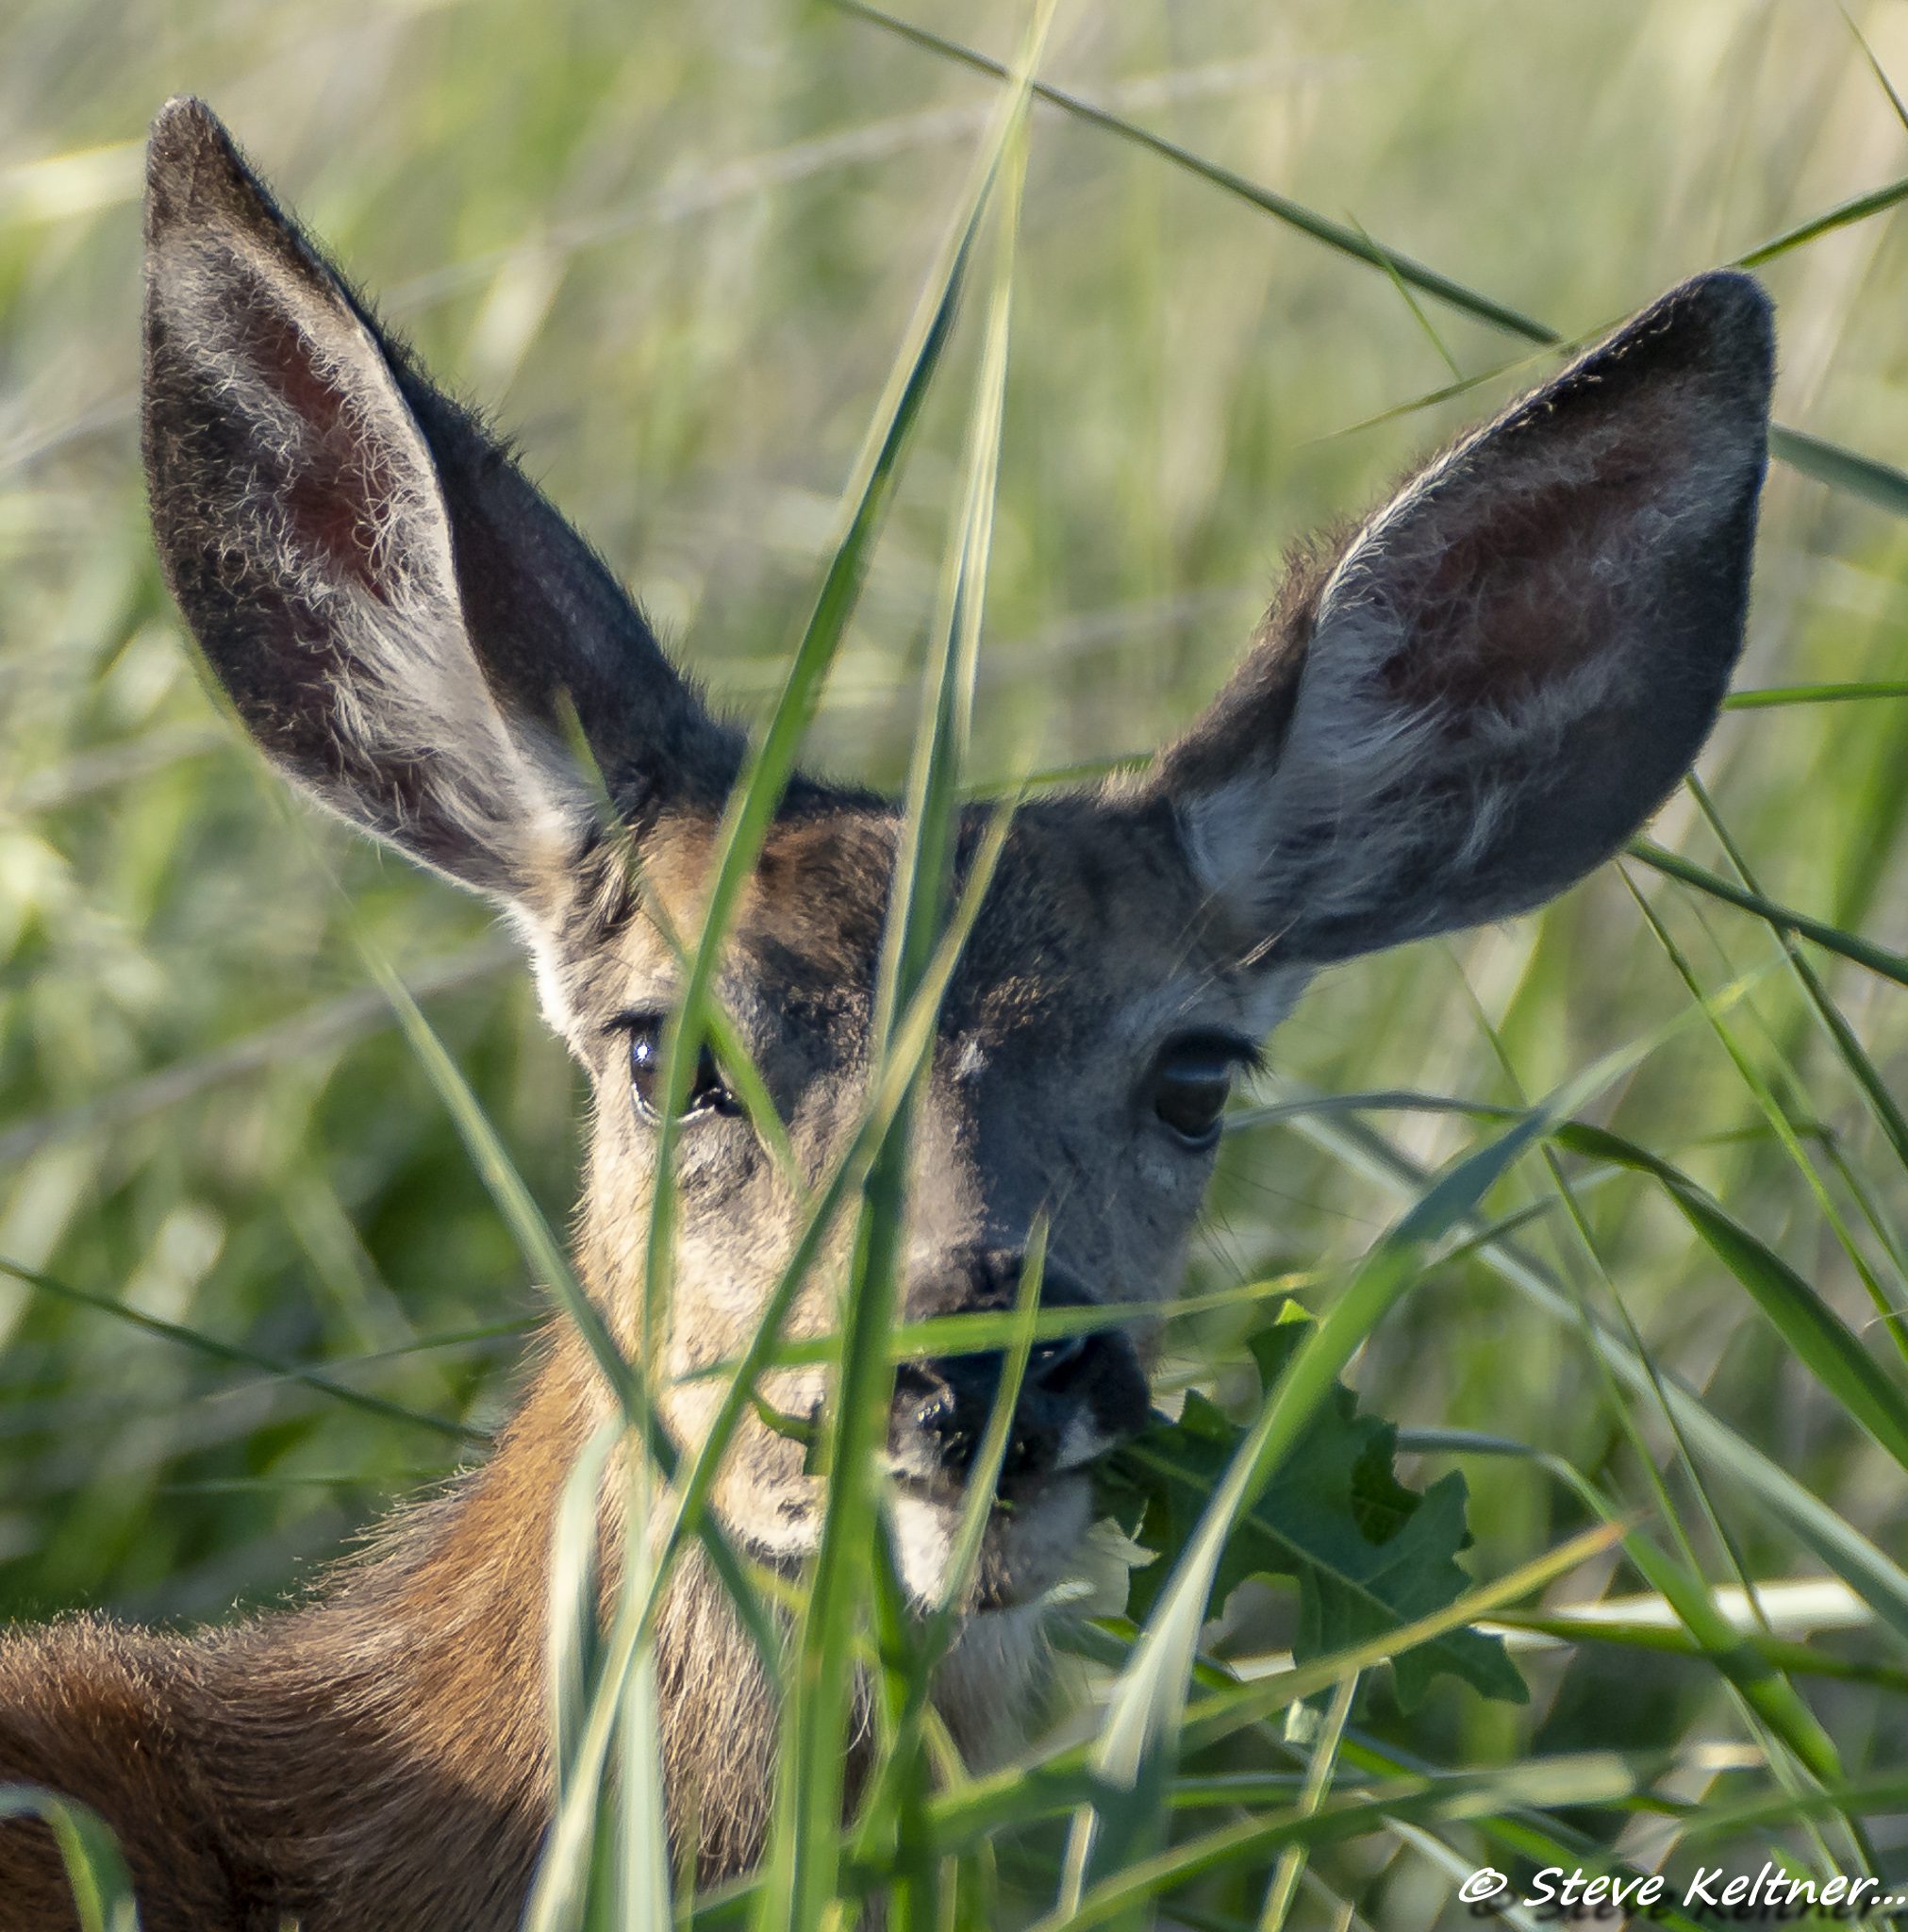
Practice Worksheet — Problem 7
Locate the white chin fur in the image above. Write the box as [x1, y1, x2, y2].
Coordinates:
[889, 1477, 1092, 1610]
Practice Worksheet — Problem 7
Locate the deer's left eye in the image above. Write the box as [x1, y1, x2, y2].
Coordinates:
[1148, 1033, 1253, 1150]
[621, 1016, 738, 1124]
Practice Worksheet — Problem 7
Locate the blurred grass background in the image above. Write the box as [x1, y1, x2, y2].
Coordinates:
[4, 0, 1908, 1916]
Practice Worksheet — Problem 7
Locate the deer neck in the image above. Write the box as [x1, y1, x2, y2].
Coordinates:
[200, 1324, 784, 1922]
[178, 1333, 591, 1926]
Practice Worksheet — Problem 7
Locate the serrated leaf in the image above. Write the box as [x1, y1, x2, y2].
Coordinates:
[1100, 1309, 1523, 1708]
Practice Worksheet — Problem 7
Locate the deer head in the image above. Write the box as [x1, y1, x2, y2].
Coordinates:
[141, 98, 1772, 1624]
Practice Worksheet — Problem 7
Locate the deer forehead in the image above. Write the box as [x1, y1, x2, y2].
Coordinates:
[555, 798, 1257, 1074]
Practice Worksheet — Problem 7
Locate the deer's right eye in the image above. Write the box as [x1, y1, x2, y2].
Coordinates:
[621, 1016, 737, 1124]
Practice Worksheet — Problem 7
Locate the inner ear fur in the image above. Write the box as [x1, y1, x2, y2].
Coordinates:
[1143, 270, 1775, 968]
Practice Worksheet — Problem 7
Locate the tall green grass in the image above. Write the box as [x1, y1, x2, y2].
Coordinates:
[5, 0, 1908, 1924]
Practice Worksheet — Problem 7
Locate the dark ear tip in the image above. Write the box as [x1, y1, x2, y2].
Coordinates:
[145, 97, 257, 235]
[1654, 268, 1774, 369]
[1592, 269, 1776, 408]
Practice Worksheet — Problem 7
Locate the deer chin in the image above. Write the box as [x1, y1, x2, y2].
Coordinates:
[718, 1468, 1094, 1616]
[889, 1472, 1094, 1614]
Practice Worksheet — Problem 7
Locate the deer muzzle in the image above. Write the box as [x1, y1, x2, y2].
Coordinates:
[888, 1252, 1150, 1497]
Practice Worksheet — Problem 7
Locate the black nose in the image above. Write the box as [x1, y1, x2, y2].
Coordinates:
[890, 1250, 1149, 1489]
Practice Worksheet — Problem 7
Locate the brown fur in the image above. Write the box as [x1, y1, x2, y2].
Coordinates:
[1, 98, 1774, 1929]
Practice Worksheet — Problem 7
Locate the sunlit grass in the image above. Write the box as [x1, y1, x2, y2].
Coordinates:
[5, 0, 1908, 1924]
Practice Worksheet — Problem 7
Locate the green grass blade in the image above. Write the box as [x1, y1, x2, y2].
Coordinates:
[0, 1788, 140, 1932]
[1057, 1016, 1690, 1915]
[1684, 774, 1908, 1222]
[1619, 860, 1908, 1357]
[1767, 425, 1908, 519]
[547, 1417, 621, 1812]
[0, 1255, 485, 1445]
[1734, 170, 1908, 268]
[639, 806, 1018, 1659]
[830, 1, 1551, 341]
[1841, 6, 1908, 135]
[1031, 1755, 1642, 1932]
[831, 0, 1908, 518]
[1724, 682, 1908, 708]
[1273, 1094, 1908, 1640]
[745, 19, 1051, 1921]
[1253, 1671, 1356, 1931]
[1631, 840, 1908, 990]
[1551, 1120, 1908, 1474]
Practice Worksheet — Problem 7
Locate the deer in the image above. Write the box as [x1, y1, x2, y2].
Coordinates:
[0, 95, 1774, 1932]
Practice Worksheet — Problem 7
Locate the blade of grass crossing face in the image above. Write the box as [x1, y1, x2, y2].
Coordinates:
[639, 0, 1045, 1389]
[638, 806, 1019, 1663]
[866, 1236, 1045, 1932]
[306, 839, 781, 1656]
[638, 54, 1047, 1911]
[851, 1228, 1046, 1900]
[873, 99, 1025, 1054]
[768, 18, 1050, 1916]
[273, 802, 647, 1426]
[551, 705, 804, 1197]
[670, 1268, 1322, 1385]
[808, 120, 1036, 1922]
[548, 21, 1051, 1917]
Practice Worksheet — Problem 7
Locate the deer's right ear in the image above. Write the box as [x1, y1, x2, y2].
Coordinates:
[142, 99, 739, 917]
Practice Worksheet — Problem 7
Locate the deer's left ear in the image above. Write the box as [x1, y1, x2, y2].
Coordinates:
[1143, 271, 1774, 968]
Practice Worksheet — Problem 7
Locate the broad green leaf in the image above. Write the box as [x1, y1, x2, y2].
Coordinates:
[1097, 1307, 1524, 1708]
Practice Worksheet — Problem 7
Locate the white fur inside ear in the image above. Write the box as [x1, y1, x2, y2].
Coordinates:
[511, 907, 583, 1042]
[155, 222, 462, 616]
[1161, 280, 1769, 965]
[1175, 592, 1439, 938]
[1174, 454, 1717, 954]
[155, 222, 596, 912]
